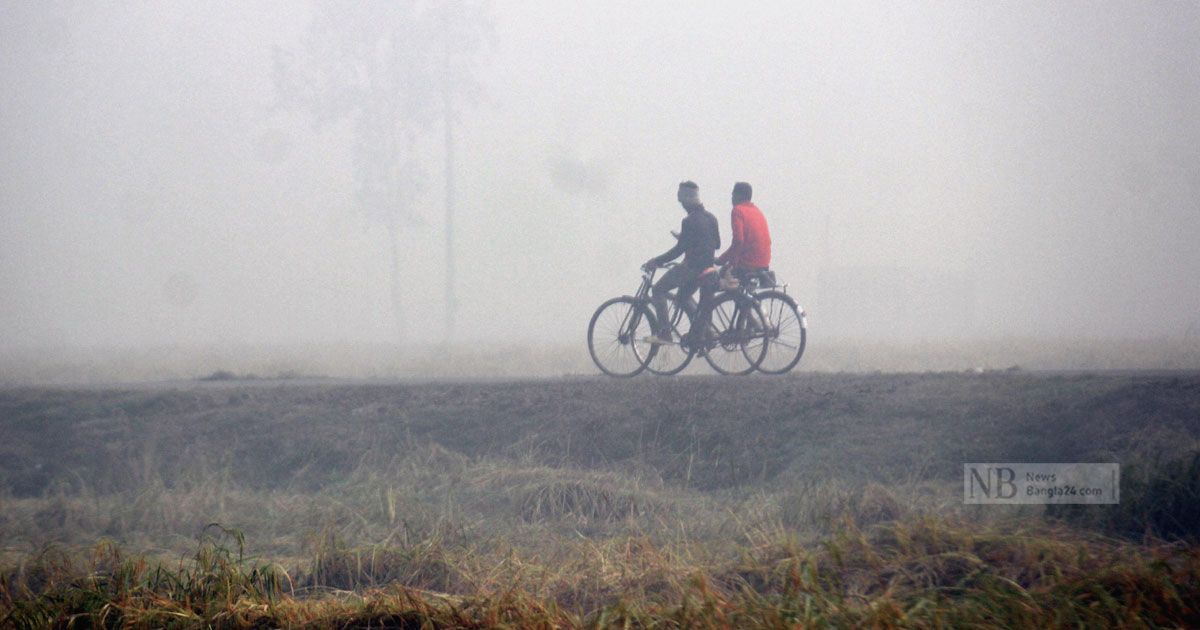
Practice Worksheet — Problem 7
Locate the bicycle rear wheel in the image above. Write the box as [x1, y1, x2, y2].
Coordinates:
[754, 290, 807, 374]
[587, 297, 654, 377]
[644, 301, 696, 376]
[701, 293, 768, 376]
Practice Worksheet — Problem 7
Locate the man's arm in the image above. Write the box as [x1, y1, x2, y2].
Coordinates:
[647, 218, 689, 267]
[712, 214, 721, 252]
[716, 208, 744, 266]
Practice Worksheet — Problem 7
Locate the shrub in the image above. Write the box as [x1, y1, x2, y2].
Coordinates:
[1048, 450, 1200, 541]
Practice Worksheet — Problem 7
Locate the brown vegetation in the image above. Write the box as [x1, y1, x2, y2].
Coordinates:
[1, 372, 1199, 626]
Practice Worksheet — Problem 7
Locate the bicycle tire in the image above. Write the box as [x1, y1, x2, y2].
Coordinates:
[644, 301, 696, 376]
[587, 296, 654, 377]
[701, 293, 768, 376]
[754, 290, 807, 374]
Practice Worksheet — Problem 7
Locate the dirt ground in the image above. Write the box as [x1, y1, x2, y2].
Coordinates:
[2, 371, 1198, 624]
[3, 371, 1198, 500]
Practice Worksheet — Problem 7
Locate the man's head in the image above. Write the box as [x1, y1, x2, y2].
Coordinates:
[677, 181, 701, 209]
[732, 182, 752, 205]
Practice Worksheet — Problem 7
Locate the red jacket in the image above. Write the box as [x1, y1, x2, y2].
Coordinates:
[716, 202, 771, 269]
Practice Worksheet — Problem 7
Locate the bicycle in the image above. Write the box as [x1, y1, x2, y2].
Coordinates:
[587, 262, 770, 376]
[587, 262, 692, 377]
[735, 269, 808, 374]
[697, 272, 771, 375]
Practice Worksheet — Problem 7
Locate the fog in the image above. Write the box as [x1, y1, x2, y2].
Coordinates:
[2, 1, 1198, 360]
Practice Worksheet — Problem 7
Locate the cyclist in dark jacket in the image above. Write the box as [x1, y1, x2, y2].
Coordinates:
[643, 181, 721, 344]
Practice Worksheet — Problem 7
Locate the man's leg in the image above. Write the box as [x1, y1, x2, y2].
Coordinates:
[677, 277, 699, 316]
[686, 271, 718, 347]
[734, 267, 768, 333]
[650, 265, 691, 339]
[734, 266, 768, 287]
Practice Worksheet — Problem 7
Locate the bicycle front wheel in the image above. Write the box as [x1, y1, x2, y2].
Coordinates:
[754, 290, 807, 374]
[701, 293, 768, 376]
[644, 301, 696, 376]
[587, 297, 654, 377]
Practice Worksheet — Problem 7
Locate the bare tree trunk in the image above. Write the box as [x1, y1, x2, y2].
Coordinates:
[443, 43, 457, 342]
[387, 217, 405, 343]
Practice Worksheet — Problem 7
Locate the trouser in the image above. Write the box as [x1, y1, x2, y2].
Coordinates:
[651, 265, 715, 337]
[731, 266, 770, 287]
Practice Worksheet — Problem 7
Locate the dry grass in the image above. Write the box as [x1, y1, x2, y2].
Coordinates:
[3, 516, 1198, 628]
[2, 373, 1199, 626]
[4, 451, 1198, 626]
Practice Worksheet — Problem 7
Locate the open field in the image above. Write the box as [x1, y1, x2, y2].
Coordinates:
[2, 372, 1199, 627]
[3, 337, 1200, 384]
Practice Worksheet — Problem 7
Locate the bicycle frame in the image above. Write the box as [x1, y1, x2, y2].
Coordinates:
[641, 265, 766, 352]
[590, 263, 800, 376]
[632, 262, 695, 316]
[609, 266, 667, 351]
[646, 268, 791, 345]
[589, 262, 805, 376]
[709, 288, 761, 343]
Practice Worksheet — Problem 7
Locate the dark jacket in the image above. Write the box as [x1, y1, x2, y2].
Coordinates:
[654, 204, 721, 270]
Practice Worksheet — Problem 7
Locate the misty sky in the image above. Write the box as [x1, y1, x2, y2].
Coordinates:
[2, 1, 1198, 349]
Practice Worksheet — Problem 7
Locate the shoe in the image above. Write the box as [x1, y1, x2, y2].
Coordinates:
[645, 332, 673, 345]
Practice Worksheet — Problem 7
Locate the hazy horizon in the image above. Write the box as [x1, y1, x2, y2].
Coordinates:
[3, 1, 1198, 354]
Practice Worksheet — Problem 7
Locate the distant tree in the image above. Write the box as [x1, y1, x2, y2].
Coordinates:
[273, 1, 488, 341]
[1187, 315, 1200, 340]
[430, 2, 490, 338]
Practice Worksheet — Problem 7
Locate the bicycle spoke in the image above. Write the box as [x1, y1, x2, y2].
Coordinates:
[645, 301, 695, 375]
[753, 292, 806, 374]
[701, 295, 763, 375]
[588, 298, 653, 377]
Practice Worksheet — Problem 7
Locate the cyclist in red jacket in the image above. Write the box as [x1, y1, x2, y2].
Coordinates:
[715, 181, 771, 283]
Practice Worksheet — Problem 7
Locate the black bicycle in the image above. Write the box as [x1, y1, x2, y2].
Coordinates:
[736, 269, 807, 375]
[587, 263, 688, 377]
[587, 263, 771, 376]
[699, 271, 772, 375]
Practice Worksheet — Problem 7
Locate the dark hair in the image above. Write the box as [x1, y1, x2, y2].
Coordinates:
[733, 181, 752, 201]
[679, 180, 699, 190]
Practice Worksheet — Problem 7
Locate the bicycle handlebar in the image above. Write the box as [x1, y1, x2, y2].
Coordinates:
[642, 261, 679, 280]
